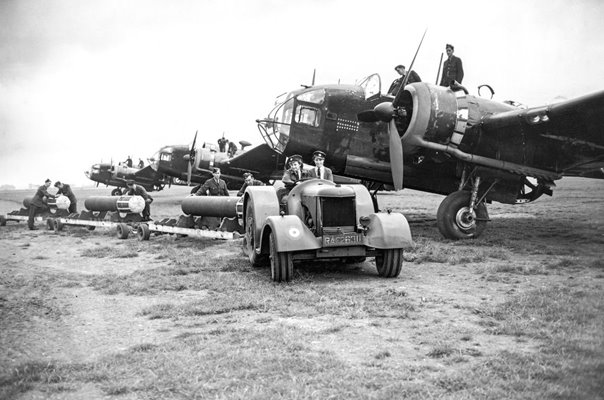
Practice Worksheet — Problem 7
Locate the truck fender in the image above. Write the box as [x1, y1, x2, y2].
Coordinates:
[243, 187, 279, 250]
[261, 215, 321, 253]
[365, 212, 413, 249]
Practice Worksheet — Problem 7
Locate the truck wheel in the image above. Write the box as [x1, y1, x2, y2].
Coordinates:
[116, 223, 130, 239]
[111, 188, 122, 196]
[269, 232, 293, 282]
[437, 190, 487, 240]
[375, 248, 403, 278]
[243, 202, 267, 267]
[138, 223, 151, 241]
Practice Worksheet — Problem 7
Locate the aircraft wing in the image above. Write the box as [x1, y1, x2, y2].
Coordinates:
[216, 143, 285, 181]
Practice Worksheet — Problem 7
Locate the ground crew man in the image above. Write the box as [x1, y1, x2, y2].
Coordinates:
[307, 150, 334, 181]
[195, 168, 229, 196]
[439, 43, 464, 86]
[237, 172, 264, 196]
[124, 180, 153, 221]
[388, 65, 421, 96]
[28, 179, 55, 230]
[54, 181, 77, 213]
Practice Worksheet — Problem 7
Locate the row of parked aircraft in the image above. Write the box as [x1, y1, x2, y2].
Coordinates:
[86, 55, 604, 240]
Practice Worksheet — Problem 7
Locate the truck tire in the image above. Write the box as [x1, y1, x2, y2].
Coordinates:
[375, 248, 403, 278]
[270, 232, 293, 282]
[243, 202, 267, 267]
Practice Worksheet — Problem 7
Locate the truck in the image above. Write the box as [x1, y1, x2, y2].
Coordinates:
[241, 179, 413, 282]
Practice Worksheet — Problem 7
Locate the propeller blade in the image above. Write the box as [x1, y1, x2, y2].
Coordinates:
[393, 28, 427, 108]
[187, 162, 192, 186]
[191, 130, 198, 156]
[357, 110, 379, 123]
[388, 119, 404, 191]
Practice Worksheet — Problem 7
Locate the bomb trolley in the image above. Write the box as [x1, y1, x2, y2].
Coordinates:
[0, 196, 72, 228]
[136, 196, 244, 241]
[51, 195, 147, 239]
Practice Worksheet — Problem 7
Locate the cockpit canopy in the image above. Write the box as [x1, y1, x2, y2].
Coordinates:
[257, 74, 382, 154]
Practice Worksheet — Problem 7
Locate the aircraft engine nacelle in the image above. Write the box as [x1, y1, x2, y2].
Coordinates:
[84, 196, 145, 214]
[400, 83, 515, 151]
[194, 148, 219, 173]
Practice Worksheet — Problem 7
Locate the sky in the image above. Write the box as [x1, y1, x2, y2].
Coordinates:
[1, 0, 603, 188]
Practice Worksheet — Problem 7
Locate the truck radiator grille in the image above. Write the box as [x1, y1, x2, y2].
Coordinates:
[321, 197, 356, 228]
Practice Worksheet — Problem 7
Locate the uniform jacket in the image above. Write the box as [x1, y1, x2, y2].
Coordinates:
[388, 70, 422, 95]
[439, 55, 464, 86]
[56, 184, 76, 204]
[124, 185, 153, 202]
[196, 178, 229, 196]
[282, 168, 307, 189]
[307, 166, 334, 181]
[237, 179, 265, 196]
[31, 185, 55, 207]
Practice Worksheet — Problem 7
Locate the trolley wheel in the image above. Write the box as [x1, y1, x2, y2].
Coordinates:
[46, 218, 54, 230]
[87, 225, 96, 231]
[53, 219, 64, 232]
[0, 215, 6, 226]
[116, 223, 130, 239]
[137, 223, 151, 241]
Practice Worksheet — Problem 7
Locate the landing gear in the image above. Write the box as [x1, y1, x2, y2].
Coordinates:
[111, 188, 123, 196]
[437, 190, 488, 239]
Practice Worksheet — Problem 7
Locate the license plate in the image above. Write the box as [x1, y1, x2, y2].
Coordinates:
[322, 232, 363, 247]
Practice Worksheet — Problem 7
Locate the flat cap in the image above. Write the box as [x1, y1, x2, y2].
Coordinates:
[446, 43, 454, 51]
[54, 181, 61, 187]
[394, 64, 405, 70]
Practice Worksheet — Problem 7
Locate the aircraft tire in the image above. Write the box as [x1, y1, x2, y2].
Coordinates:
[437, 190, 487, 240]
[375, 248, 403, 278]
[116, 223, 130, 239]
[269, 231, 293, 282]
[138, 223, 151, 241]
[111, 188, 122, 196]
[243, 201, 268, 267]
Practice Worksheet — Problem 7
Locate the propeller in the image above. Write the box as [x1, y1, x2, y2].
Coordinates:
[357, 29, 428, 191]
[187, 130, 198, 185]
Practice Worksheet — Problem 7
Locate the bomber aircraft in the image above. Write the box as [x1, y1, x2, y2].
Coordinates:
[85, 161, 168, 195]
[256, 72, 604, 240]
[148, 132, 286, 187]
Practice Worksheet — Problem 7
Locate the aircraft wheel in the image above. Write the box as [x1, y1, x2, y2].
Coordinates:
[111, 188, 122, 196]
[375, 248, 403, 278]
[116, 223, 130, 239]
[269, 231, 293, 282]
[243, 202, 268, 267]
[46, 218, 54, 230]
[0, 215, 6, 226]
[437, 190, 488, 240]
[53, 219, 64, 232]
[138, 223, 151, 241]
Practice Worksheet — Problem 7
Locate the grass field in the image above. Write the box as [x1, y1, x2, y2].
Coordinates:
[1, 179, 603, 399]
